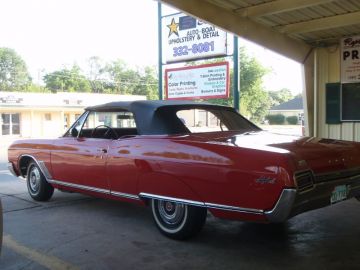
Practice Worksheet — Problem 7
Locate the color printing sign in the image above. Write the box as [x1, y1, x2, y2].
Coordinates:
[163, 14, 227, 63]
[165, 62, 229, 100]
[341, 35, 360, 83]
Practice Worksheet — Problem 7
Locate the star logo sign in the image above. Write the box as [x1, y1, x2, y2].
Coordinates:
[167, 18, 179, 37]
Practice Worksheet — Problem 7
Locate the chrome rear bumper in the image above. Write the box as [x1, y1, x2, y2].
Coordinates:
[265, 174, 360, 223]
[265, 189, 297, 222]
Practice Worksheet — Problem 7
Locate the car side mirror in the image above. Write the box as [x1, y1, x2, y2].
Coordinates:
[70, 128, 79, 137]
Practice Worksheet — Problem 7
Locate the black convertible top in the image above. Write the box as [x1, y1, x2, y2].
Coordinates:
[85, 100, 258, 135]
[86, 100, 230, 112]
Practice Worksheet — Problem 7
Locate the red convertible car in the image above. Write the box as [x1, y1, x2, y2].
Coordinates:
[7, 100, 360, 239]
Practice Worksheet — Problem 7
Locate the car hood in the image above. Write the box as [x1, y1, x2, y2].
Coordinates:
[192, 131, 360, 173]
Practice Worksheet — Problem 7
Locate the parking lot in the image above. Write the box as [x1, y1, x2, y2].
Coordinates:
[1, 143, 360, 270]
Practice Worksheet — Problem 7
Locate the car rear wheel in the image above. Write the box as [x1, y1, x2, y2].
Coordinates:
[27, 161, 54, 201]
[355, 196, 360, 202]
[151, 199, 207, 240]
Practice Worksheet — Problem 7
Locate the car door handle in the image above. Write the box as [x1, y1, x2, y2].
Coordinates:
[97, 148, 107, 153]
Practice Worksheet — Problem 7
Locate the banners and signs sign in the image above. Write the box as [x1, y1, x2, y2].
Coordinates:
[165, 62, 229, 100]
[341, 35, 360, 83]
[163, 14, 227, 63]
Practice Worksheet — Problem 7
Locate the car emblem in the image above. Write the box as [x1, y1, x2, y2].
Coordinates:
[298, 160, 307, 167]
[256, 176, 276, 184]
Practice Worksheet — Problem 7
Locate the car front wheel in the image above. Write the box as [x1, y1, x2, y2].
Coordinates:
[151, 199, 207, 240]
[27, 161, 54, 201]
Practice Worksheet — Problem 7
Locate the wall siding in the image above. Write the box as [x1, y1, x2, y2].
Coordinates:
[316, 47, 359, 142]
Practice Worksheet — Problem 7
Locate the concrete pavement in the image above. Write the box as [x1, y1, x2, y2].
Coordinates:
[0, 160, 360, 269]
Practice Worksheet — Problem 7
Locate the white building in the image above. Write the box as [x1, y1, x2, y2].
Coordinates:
[0, 92, 146, 138]
[269, 96, 304, 124]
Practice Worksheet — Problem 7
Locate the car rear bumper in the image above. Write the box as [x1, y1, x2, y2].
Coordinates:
[265, 173, 360, 223]
[265, 189, 297, 222]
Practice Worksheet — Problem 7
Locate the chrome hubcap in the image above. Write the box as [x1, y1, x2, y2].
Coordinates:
[29, 167, 41, 193]
[157, 200, 185, 226]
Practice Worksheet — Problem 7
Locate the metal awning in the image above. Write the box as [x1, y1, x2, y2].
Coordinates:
[215, 0, 360, 46]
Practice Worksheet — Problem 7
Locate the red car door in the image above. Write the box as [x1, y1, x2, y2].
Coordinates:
[107, 138, 139, 199]
[50, 111, 112, 192]
[51, 136, 110, 192]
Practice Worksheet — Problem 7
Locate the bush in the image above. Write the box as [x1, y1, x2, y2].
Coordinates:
[265, 114, 285, 125]
[286, 116, 298, 125]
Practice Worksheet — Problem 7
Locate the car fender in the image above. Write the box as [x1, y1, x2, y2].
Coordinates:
[18, 153, 52, 180]
[137, 171, 205, 205]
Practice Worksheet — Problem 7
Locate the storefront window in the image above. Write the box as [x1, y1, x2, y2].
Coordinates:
[1, 113, 20, 136]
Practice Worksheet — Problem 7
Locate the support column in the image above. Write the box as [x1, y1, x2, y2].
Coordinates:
[233, 36, 240, 112]
[158, 2, 163, 100]
[302, 50, 315, 137]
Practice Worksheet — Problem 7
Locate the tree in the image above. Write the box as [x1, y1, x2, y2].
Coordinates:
[104, 59, 129, 94]
[238, 47, 271, 122]
[41, 57, 159, 98]
[43, 65, 91, 92]
[87, 56, 107, 93]
[268, 88, 293, 107]
[0, 47, 31, 91]
[137, 66, 158, 100]
[104, 60, 158, 99]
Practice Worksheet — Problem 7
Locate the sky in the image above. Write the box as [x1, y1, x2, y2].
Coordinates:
[0, 0, 302, 94]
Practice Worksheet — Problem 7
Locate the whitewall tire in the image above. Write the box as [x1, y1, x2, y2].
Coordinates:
[151, 199, 207, 240]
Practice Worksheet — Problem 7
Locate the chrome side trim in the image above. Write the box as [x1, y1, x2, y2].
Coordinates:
[139, 192, 265, 214]
[37, 161, 53, 179]
[19, 155, 140, 201]
[205, 202, 264, 214]
[265, 189, 297, 223]
[139, 193, 205, 207]
[48, 179, 140, 200]
[7, 162, 17, 177]
[315, 167, 360, 183]
[19, 154, 51, 181]
[111, 191, 140, 200]
[47, 179, 109, 194]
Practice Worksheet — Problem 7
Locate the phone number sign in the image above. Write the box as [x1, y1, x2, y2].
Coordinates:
[163, 14, 227, 63]
[165, 62, 230, 100]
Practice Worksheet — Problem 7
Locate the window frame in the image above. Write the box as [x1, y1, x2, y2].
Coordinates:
[63, 111, 89, 138]
[1, 113, 21, 136]
[64, 110, 138, 139]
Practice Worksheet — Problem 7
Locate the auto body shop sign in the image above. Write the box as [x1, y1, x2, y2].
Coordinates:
[163, 14, 227, 63]
[341, 35, 360, 83]
[165, 62, 229, 100]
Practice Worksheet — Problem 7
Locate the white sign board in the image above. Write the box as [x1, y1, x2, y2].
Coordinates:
[165, 62, 229, 100]
[163, 14, 227, 63]
[341, 35, 360, 83]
